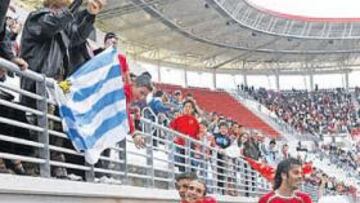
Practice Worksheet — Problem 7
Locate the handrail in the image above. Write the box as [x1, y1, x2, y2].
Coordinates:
[0, 58, 272, 198]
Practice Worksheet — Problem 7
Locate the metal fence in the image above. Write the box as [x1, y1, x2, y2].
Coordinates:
[0, 58, 272, 198]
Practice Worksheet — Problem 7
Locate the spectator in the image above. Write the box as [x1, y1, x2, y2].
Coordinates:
[213, 121, 231, 195]
[258, 158, 313, 203]
[170, 90, 183, 112]
[265, 139, 279, 166]
[242, 133, 261, 197]
[170, 100, 200, 172]
[279, 144, 292, 160]
[93, 32, 118, 55]
[20, 0, 105, 108]
[148, 90, 172, 116]
[0, 0, 28, 71]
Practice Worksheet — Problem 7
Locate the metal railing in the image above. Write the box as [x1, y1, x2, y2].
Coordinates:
[0, 58, 272, 198]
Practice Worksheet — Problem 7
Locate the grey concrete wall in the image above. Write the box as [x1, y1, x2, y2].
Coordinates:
[0, 174, 257, 203]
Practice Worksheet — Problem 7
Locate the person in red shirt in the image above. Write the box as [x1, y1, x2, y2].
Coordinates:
[184, 179, 218, 203]
[170, 99, 200, 172]
[118, 54, 152, 148]
[258, 158, 313, 203]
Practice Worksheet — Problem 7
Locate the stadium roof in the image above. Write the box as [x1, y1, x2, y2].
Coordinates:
[18, 0, 360, 74]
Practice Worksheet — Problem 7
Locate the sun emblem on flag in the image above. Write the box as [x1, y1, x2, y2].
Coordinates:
[59, 80, 72, 94]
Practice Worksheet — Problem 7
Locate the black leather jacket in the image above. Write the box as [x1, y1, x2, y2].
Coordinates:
[20, 7, 95, 108]
[20, 8, 95, 78]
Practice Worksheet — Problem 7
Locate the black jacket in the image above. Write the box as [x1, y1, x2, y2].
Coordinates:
[243, 140, 261, 160]
[20, 7, 95, 107]
[20, 8, 95, 78]
[0, 0, 14, 60]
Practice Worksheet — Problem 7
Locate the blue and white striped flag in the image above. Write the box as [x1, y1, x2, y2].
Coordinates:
[53, 48, 129, 164]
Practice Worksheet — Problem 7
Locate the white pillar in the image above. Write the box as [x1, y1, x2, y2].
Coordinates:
[184, 69, 188, 88]
[275, 72, 280, 91]
[345, 71, 349, 90]
[309, 73, 314, 91]
[213, 70, 217, 89]
[243, 74, 248, 86]
[157, 62, 161, 83]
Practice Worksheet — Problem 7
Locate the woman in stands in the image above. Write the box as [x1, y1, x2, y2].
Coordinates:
[170, 99, 200, 172]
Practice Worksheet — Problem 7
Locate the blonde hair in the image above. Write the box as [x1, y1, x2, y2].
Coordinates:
[43, 0, 72, 8]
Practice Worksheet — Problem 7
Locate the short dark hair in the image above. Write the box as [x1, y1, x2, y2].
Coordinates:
[104, 32, 118, 42]
[200, 120, 208, 127]
[174, 90, 182, 96]
[270, 139, 276, 145]
[218, 121, 228, 128]
[273, 158, 302, 190]
[154, 90, 164, 98]
[135, 73, 153, 91]
[183, 99, 198, 114]
[175, 172, 197, 182]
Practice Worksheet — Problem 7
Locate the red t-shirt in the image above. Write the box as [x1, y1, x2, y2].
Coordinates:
[180, 196, 218, 203]
[170, 114, 200, 146]
[258, 191, 313, 203]
[202, 196, 218, 203]
[124, 84, 135, 134]
[118, 53, 135, 135]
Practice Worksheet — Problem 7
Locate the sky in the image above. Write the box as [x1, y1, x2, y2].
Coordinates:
[248, 0, 360, 19]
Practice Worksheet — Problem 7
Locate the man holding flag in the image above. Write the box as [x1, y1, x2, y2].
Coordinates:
[54, 47, 152, 164]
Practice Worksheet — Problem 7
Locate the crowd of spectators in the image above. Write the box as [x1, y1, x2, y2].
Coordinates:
[242, 86, 358, 137]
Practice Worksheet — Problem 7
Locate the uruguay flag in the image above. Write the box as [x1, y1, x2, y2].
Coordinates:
[53, 48, 129, 164]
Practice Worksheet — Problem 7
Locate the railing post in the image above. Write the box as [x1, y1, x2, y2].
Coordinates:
[85, 163, 95, 182]
[36, 75, 50, 178]
[119, 139, 127, 184]
[144, 121, 155, 187]
[167, 130, 175, 189]
[185, 137, 191, 173]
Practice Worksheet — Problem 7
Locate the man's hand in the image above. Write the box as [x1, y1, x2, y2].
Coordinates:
[133, 133, 146, 149]
[11, 57, 28, 71]
[87, 0, 107, 15]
